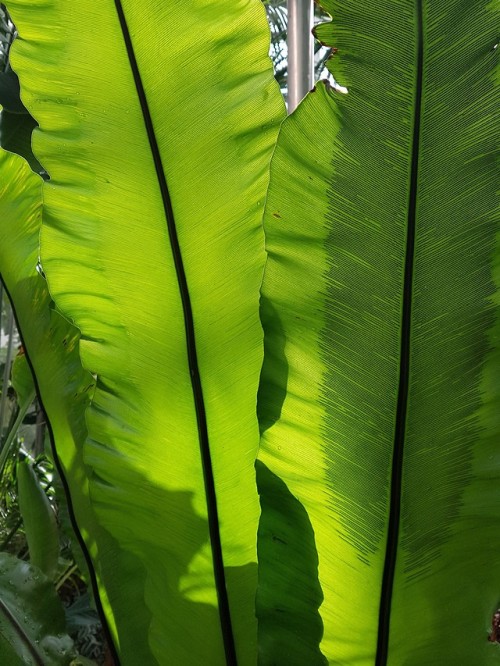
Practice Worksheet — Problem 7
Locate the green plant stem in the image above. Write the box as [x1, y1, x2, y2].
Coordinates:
[55, 563, 78, 592]
[0, 390, 35, 476]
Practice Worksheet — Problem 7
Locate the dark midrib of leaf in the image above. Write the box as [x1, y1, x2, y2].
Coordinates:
[375, 3, 423, 664]
[0, 275, 121, 665]
[112, 3, 238, 664]
[0, 593, 45, 666]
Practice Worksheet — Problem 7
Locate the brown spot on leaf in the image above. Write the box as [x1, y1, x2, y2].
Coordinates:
[489, 609, 500, 643]
[272, 212, 282, 219]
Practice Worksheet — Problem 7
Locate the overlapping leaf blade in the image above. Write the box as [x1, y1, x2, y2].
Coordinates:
[0, 149, 153, 663]
[5, 1, 285, 663]
[257, 1, 499, 664]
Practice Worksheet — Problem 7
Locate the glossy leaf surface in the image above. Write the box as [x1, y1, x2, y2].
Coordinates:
[257, 1, 499, 664]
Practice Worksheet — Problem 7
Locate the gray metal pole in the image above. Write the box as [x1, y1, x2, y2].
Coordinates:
[287, 0, 314, 113]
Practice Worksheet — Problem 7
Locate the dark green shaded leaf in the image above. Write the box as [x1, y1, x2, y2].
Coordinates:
[0, 65, 24, 112]
[0, 551, 75, 665]
[0, 108, 41, 173]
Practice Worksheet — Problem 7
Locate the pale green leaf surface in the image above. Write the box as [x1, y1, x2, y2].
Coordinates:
[6, 1, 285, 664]
[0, 149, 153, 663]
[258, 1, 499, 664]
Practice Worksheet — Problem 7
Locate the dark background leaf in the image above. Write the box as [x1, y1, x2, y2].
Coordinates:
[0, 552, 76, 665]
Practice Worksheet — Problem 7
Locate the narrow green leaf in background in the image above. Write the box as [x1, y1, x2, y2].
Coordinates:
[0, 146, 152, 663]
[17, 459, 59, 579]
[10, 349, 34, 406]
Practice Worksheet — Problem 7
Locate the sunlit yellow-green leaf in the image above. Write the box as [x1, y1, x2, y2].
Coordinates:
[257, 2, 499, 664]
[0, 148, 152, 663]
[5, 0, 285, 663]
